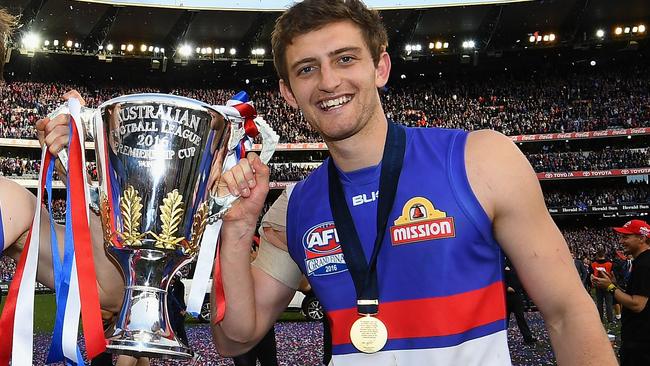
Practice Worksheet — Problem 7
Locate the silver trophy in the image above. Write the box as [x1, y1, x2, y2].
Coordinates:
[48, 94, 278, 358]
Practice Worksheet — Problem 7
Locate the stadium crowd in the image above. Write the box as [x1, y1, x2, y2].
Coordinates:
[544, 185, 650, 208]
[0, 157, 97, 180]
[1, 64, 649, 142]
[563, 227, 621, 263]
[527, 148, 649, 173]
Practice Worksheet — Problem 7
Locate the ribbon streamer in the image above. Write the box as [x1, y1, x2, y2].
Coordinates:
[186, 91, 258, 321]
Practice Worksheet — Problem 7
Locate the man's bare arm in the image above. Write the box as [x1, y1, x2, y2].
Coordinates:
[210, 160, 298, 356]
[466, 130, 617, 366]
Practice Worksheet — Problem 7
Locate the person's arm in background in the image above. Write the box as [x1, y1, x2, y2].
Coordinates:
[466, 130, 617, 365]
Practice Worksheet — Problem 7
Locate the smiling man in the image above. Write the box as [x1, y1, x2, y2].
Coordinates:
[212, 0, 617, 365]
[593, 219, 650, 365]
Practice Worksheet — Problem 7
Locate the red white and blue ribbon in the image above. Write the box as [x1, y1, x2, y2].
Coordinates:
[45, 144, 85, 365]
[0, 98, 105, 366]
[65, 99, 106, 360]
[0, 146, 49, 366]
[186, 91, 259, 321]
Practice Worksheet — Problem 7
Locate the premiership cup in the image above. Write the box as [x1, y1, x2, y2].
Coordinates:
[48, 94, 277, 358]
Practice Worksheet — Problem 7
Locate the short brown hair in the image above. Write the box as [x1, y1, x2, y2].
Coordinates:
[0, 8, 17, 80]
[271, 0, 388, 84]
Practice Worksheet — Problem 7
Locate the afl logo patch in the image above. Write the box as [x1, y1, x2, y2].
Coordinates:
[390, 197, 455, 245]
[302, 221, 348, 276]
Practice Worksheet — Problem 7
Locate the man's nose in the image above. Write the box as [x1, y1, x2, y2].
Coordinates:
[318, 64, 342, 92]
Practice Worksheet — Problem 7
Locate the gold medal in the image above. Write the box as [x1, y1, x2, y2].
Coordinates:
[349, 315, 388, 353]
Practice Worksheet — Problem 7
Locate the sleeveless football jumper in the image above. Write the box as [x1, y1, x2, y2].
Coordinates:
[287, 126, 511, 366]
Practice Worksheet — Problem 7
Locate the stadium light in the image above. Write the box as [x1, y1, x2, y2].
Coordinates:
[615, 27, 623, 35]
[639, 24, 646, 33]
[107, 44, 114, 51]
[154, 47, 160, 53]
[405, 44, 412, 52]
[53, 40, 59, 46]
[400, 74, 406, 79]
[120, 44, 126, 51]
[229, 48, 237, 55]
[590, 60, 596, 66]
[624, 27, 630, 34]
[44, 40, 50, 47]
[596, 29, 605, 38]
[160, 48, 165, 53]
[633, 26, 638, 33]
[179, 44, 192, 57]
[543, 35, 549, 42]
[206, 47, 212, 54]
[140, 44, 147, 52]
[66, 40, 73, 48]
[220, 47, 225, 54]
[74, 42, 80, 48]
[126, 44, 134, 52]
[98, 45, 104, 50]
[529, 35, 536, 43]
[443, 42, 449, 49]
[462, 40, 475, 49]
[22, 33, 40, 50]
[148, 46, 154, 52]
[549, 33, 555, 41]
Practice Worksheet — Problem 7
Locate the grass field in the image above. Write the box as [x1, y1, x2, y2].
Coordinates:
[1, 293, 307, 334]
[0, 293, 58, 333]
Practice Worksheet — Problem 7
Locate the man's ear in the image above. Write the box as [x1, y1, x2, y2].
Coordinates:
[375, 50, 391, 88]
[279, 79, 299, 109]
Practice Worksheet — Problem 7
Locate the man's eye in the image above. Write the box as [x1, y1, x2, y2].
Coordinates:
[299, 66, 315, 75]
[340, 56, 354, 63]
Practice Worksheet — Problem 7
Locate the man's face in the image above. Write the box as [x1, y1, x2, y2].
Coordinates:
[279, 21, 390, 142]
[619, 233, 647, 255]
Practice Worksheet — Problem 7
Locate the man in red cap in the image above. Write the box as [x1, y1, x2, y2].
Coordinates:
[593, 219, 650, 365]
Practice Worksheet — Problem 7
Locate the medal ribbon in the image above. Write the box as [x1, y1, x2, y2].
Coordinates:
[327, 122, 406, 315]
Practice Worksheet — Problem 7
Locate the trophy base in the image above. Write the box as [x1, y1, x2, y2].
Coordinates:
[106, 337, 192, 359]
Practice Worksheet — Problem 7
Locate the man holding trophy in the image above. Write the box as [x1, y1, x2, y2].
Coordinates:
[210, 0, 617, 365]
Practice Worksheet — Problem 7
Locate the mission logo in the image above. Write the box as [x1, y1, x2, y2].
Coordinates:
[390, 197, 456, 245]
[302, 221, 348, 276]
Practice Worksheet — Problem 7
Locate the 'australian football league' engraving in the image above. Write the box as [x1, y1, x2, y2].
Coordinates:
[114, 103, 205, 165]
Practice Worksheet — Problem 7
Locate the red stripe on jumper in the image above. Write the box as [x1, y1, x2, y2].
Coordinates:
[328, 281, 506, 346]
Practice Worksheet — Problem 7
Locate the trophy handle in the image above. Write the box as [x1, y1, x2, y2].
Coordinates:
[47, 102, 100, 211]
[208, 116, 279, 220]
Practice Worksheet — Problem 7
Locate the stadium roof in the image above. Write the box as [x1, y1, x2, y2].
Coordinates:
[3, 0, 649, 56]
